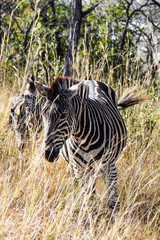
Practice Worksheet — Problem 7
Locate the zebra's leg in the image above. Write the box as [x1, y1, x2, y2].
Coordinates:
[81, 169, 96, 202]
[103, 162, 120, 210]
[70, 163, 80, 199]
[70, 165, 96, 201]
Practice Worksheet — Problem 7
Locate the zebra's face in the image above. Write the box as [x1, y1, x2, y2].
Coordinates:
[9, 96, 28, 150]
[35, 80, 83, 162]
[42, 93, 74, 162]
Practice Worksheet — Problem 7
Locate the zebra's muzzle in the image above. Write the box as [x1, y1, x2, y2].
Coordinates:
[45, 148, 59, 162]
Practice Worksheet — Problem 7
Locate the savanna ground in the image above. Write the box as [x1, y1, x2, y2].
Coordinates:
[0, 67, 160, 240]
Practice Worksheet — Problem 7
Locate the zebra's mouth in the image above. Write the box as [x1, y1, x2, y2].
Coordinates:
[45, 148, 60, 162]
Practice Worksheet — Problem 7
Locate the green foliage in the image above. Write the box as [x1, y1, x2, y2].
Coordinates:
[0, 0, 159, 88]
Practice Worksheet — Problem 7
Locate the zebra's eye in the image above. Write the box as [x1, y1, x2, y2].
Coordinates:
[59, 112, 67, 119]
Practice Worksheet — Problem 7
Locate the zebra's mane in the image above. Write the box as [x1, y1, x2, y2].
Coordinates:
[50, 76, 118, 105]
[50, 76, 88, 99]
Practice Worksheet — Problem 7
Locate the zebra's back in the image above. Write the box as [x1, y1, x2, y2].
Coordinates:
[60, 80, 127, 169]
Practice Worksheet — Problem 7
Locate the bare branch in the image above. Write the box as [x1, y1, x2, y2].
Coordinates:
[139, 10, 160, 30]
[120, 0, 154, 53]
[82, 3, 99, 17]
[129, 1, 151, 19]
[12, 16, 24, 33]
[151, 0, 160, 8]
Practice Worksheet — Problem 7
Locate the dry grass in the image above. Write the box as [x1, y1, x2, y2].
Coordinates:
[0, 78, 160, 240]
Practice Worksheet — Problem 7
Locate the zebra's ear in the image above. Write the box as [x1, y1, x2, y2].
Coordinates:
[35, 81, 52, 98]
[64, 81, 84, 99]
[26, 75, 34, 84]
[26, 75, 36, 94]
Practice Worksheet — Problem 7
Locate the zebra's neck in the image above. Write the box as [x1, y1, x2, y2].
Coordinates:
[71, 95, 88, 140]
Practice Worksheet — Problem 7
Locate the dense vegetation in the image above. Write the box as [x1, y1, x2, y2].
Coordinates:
[0, 0, 159, 239]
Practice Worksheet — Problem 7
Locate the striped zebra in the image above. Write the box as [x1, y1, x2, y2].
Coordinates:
[35, 76, 145, 209]
[9, 76, 42, 150]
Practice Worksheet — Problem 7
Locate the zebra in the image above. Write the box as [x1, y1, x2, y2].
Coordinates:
[35, 76, 146, 209]
[9, 76, 42, 150]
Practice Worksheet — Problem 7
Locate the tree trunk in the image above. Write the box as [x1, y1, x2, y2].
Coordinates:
[63, 1, 98, 77]
[63, 0, 82, 77]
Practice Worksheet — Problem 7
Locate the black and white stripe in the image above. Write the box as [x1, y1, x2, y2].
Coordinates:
[35, 76, 145, 209]
[9, 76, 42, 150]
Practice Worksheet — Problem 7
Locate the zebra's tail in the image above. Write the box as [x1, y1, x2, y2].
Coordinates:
[117, 87, 148, 110]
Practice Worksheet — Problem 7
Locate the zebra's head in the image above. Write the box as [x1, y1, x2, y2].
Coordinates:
[35, 80, 82, 162]
[9, 95, 28, 150]
[9, 75, 40, 150]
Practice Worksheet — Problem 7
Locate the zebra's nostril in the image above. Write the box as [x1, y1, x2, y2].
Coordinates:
[45, 148, 59, 162]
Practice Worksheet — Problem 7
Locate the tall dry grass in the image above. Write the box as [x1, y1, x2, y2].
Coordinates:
[0, 66, 160, 240]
